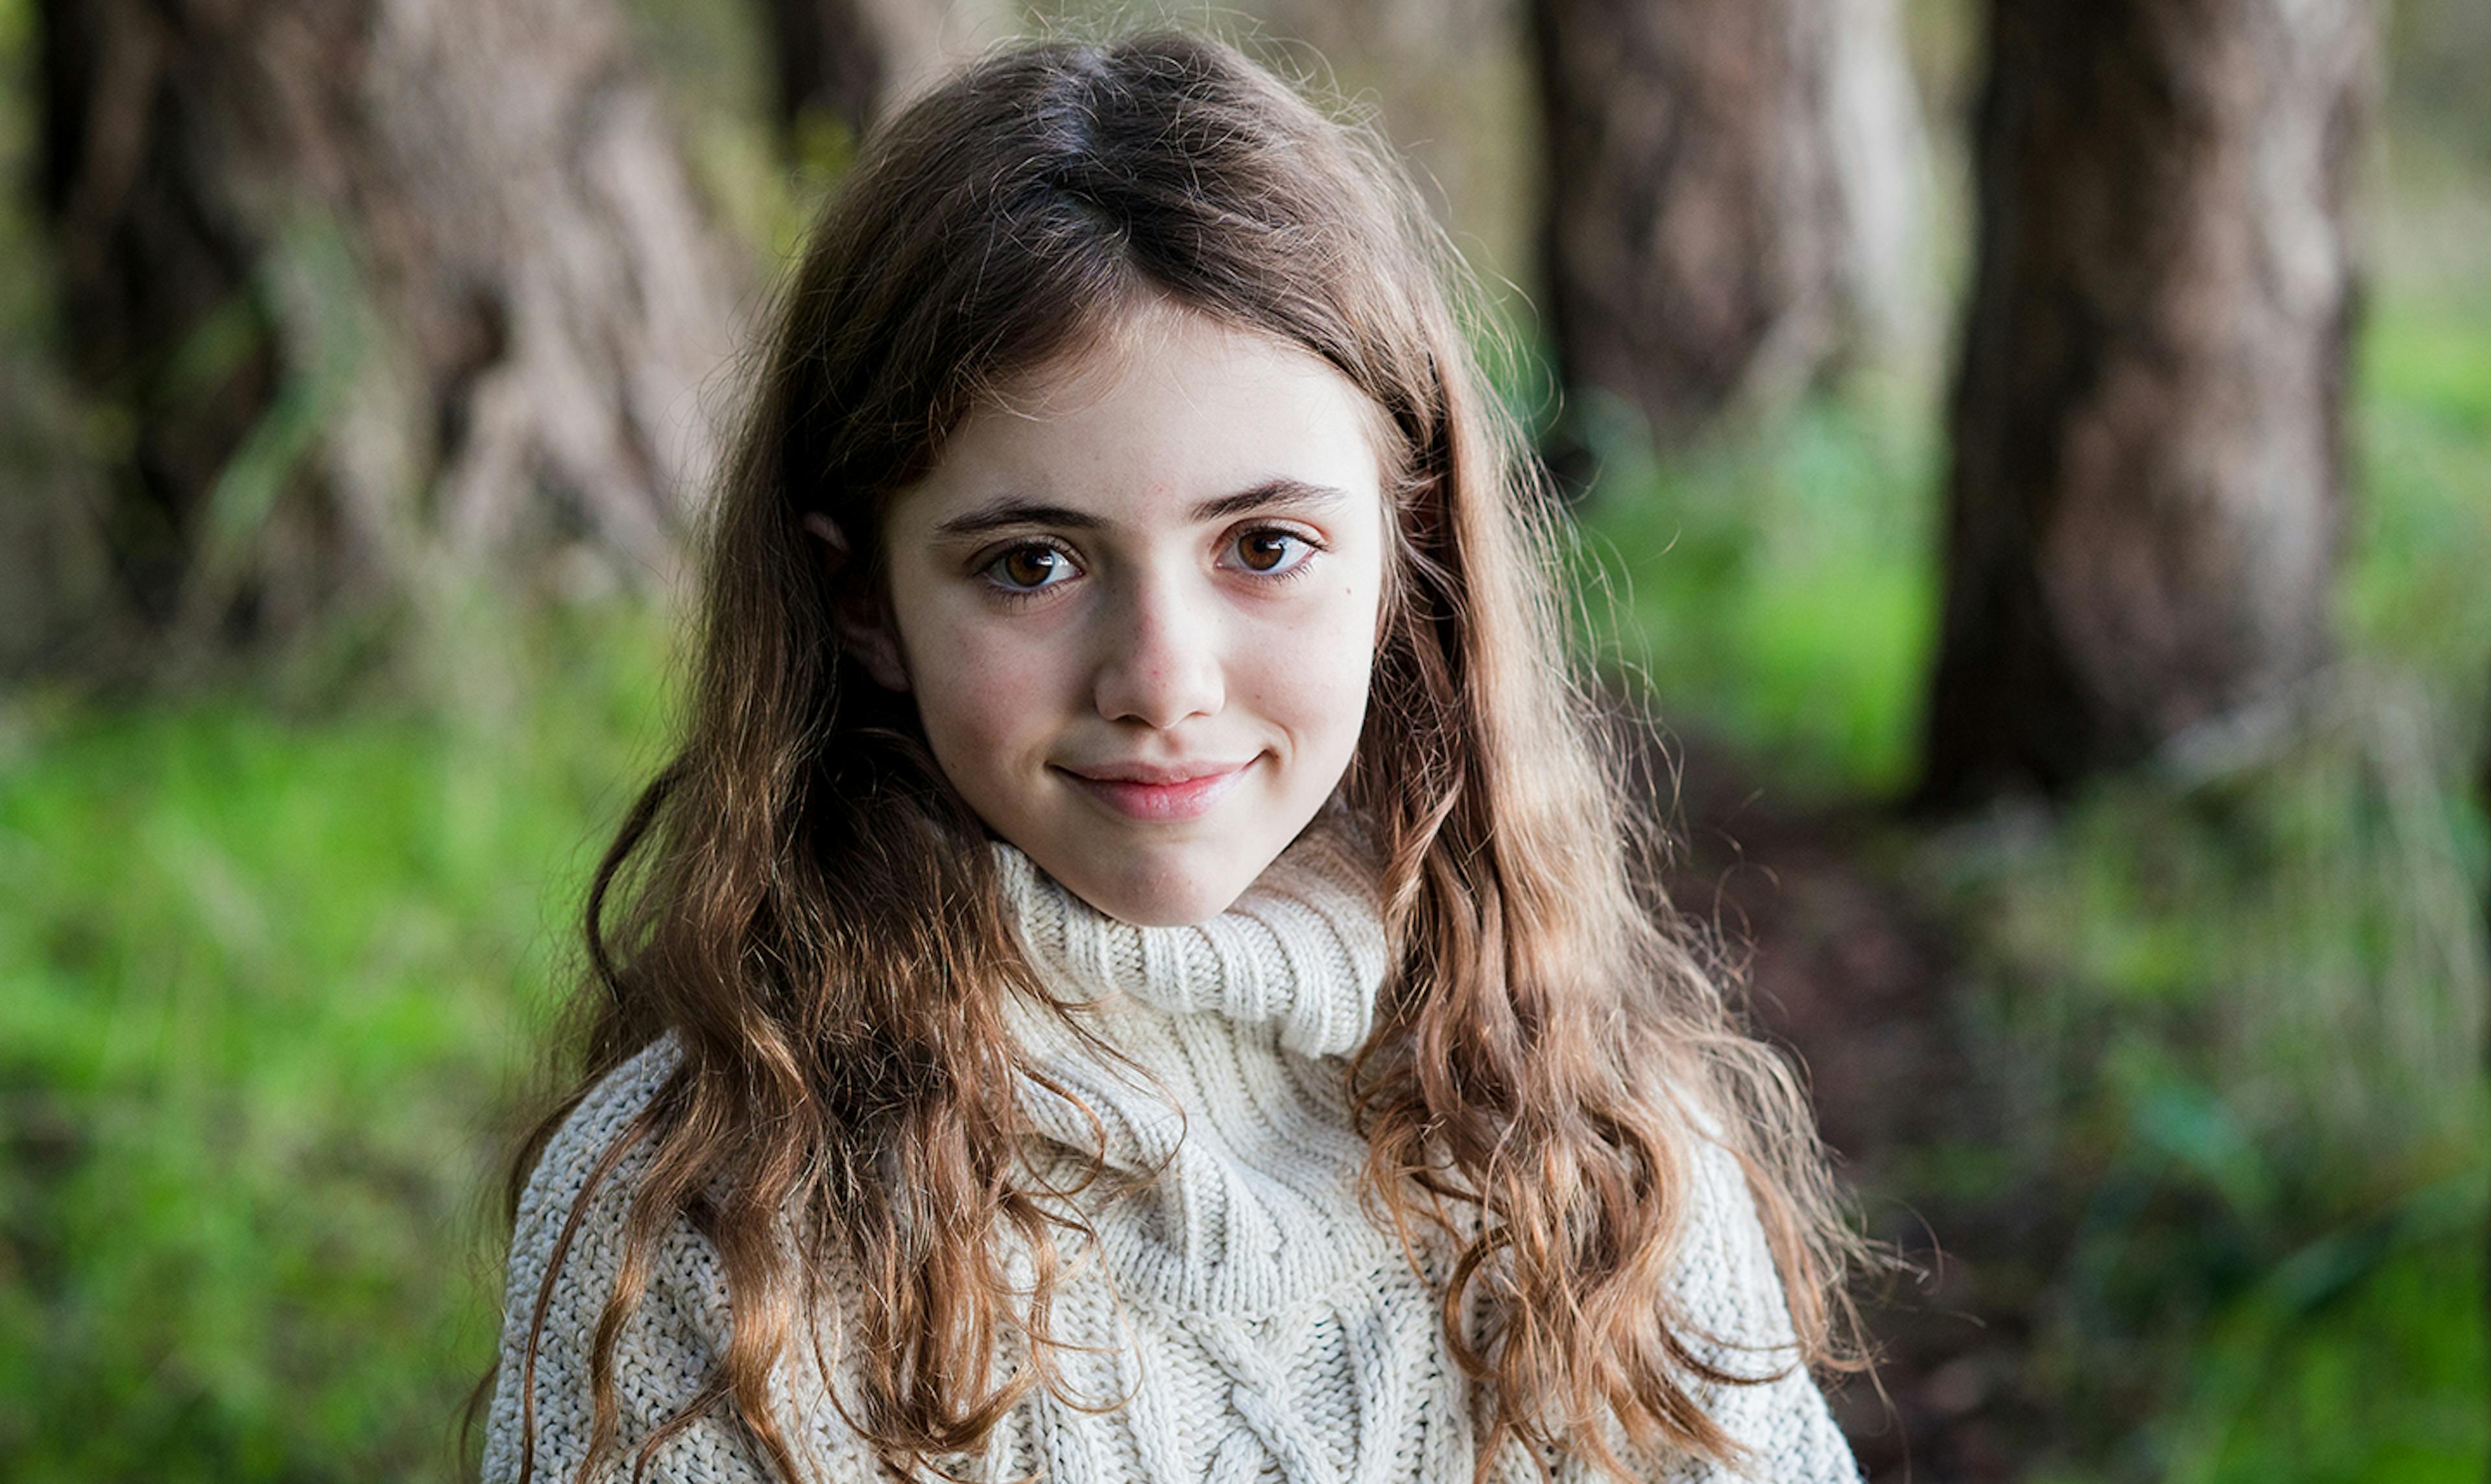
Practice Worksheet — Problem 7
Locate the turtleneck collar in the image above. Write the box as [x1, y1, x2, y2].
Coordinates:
[987, 804, 1406, 1317]
[989, 804, 1391, 1060]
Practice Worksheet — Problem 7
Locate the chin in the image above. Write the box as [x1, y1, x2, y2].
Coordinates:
[1065, 848, 1262, 928]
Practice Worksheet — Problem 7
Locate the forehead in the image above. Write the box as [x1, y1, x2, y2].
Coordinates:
[893, 302, 1392, 527]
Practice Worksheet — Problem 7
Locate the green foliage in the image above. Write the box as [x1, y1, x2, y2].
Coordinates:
[1569, 374, 1943, 800]
[2350, 295, 2491, 691]
[0, 599, 679, 1480]
[1919, 678, 2489, 1480]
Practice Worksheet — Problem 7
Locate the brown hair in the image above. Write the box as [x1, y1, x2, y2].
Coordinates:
[498, 28, 1864, 1484]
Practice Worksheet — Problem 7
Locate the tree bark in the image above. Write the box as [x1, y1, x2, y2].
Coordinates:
[35, 0, 743, 650]
[1528, 0, 1927, 448]
[1916, 0, 2373, 807]
[766, 0, 1010, 139]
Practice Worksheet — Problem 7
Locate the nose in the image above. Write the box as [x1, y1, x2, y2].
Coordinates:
[1091, 570, 1225, 729]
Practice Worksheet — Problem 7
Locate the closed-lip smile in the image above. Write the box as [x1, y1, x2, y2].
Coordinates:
[1054, 757, 1258, 821]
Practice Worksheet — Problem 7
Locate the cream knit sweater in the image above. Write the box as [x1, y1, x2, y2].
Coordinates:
[483, 818, 1861, 1483]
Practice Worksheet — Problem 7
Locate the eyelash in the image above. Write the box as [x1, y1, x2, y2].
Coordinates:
[975, 526, 1327, 604]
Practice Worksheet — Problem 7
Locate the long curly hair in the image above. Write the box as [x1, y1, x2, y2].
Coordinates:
[494, 28, 1865, 1484]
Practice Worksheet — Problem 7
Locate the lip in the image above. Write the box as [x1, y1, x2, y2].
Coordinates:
[1054, 757, 1258, 822]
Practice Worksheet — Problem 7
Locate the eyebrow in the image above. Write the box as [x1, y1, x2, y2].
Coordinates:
[932, 501, 1103, 539]
[1192, 477, 1352, 523]
[930, 478, 1352, 540]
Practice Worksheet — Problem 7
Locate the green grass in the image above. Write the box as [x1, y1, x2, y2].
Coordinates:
[0, 601, 679, 1480]
[2161, 1208, 2484, 1484]
[1927, 725, 2489, 1480]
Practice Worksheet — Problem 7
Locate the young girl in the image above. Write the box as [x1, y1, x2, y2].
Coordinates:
[483, 29, 1866, 1484]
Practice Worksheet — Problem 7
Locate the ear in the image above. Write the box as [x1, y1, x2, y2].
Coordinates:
[802, 513, 911, 692]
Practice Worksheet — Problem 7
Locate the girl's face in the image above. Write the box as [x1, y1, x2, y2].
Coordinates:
[863, 302, 1390, 926]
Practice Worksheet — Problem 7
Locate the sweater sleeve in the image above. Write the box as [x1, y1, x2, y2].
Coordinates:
[481, 1037, 780, 1484]
[1649, 1137, 1862, 1484]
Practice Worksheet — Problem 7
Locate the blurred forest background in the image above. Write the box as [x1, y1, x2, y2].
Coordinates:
[1, 0, 2485, 1479]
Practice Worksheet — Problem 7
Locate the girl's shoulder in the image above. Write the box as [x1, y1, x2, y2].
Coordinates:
[511, 1033, 686, 1236]
[549, 1032, 684, 1153]
[486, 1032, 760, 1481]
[1652, 1121, 1868, 1479]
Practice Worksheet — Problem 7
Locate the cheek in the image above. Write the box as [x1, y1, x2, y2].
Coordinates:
[1243, 579, 1384, 752]
[899, 603, 1067, 785]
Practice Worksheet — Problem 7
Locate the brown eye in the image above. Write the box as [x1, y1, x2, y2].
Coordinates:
[1233, 529, 1308, 575]
[987, 544, 1073, 591]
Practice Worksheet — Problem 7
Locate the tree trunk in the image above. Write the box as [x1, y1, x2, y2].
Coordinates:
[1916, 0, 2373, 808]
[35, 0, 743, 651]
[766, 0, 1010, 139]
[1528, 0, 1927, 448]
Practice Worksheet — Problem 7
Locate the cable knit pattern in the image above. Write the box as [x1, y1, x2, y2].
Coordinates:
[483, 816, 1862, 1483]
